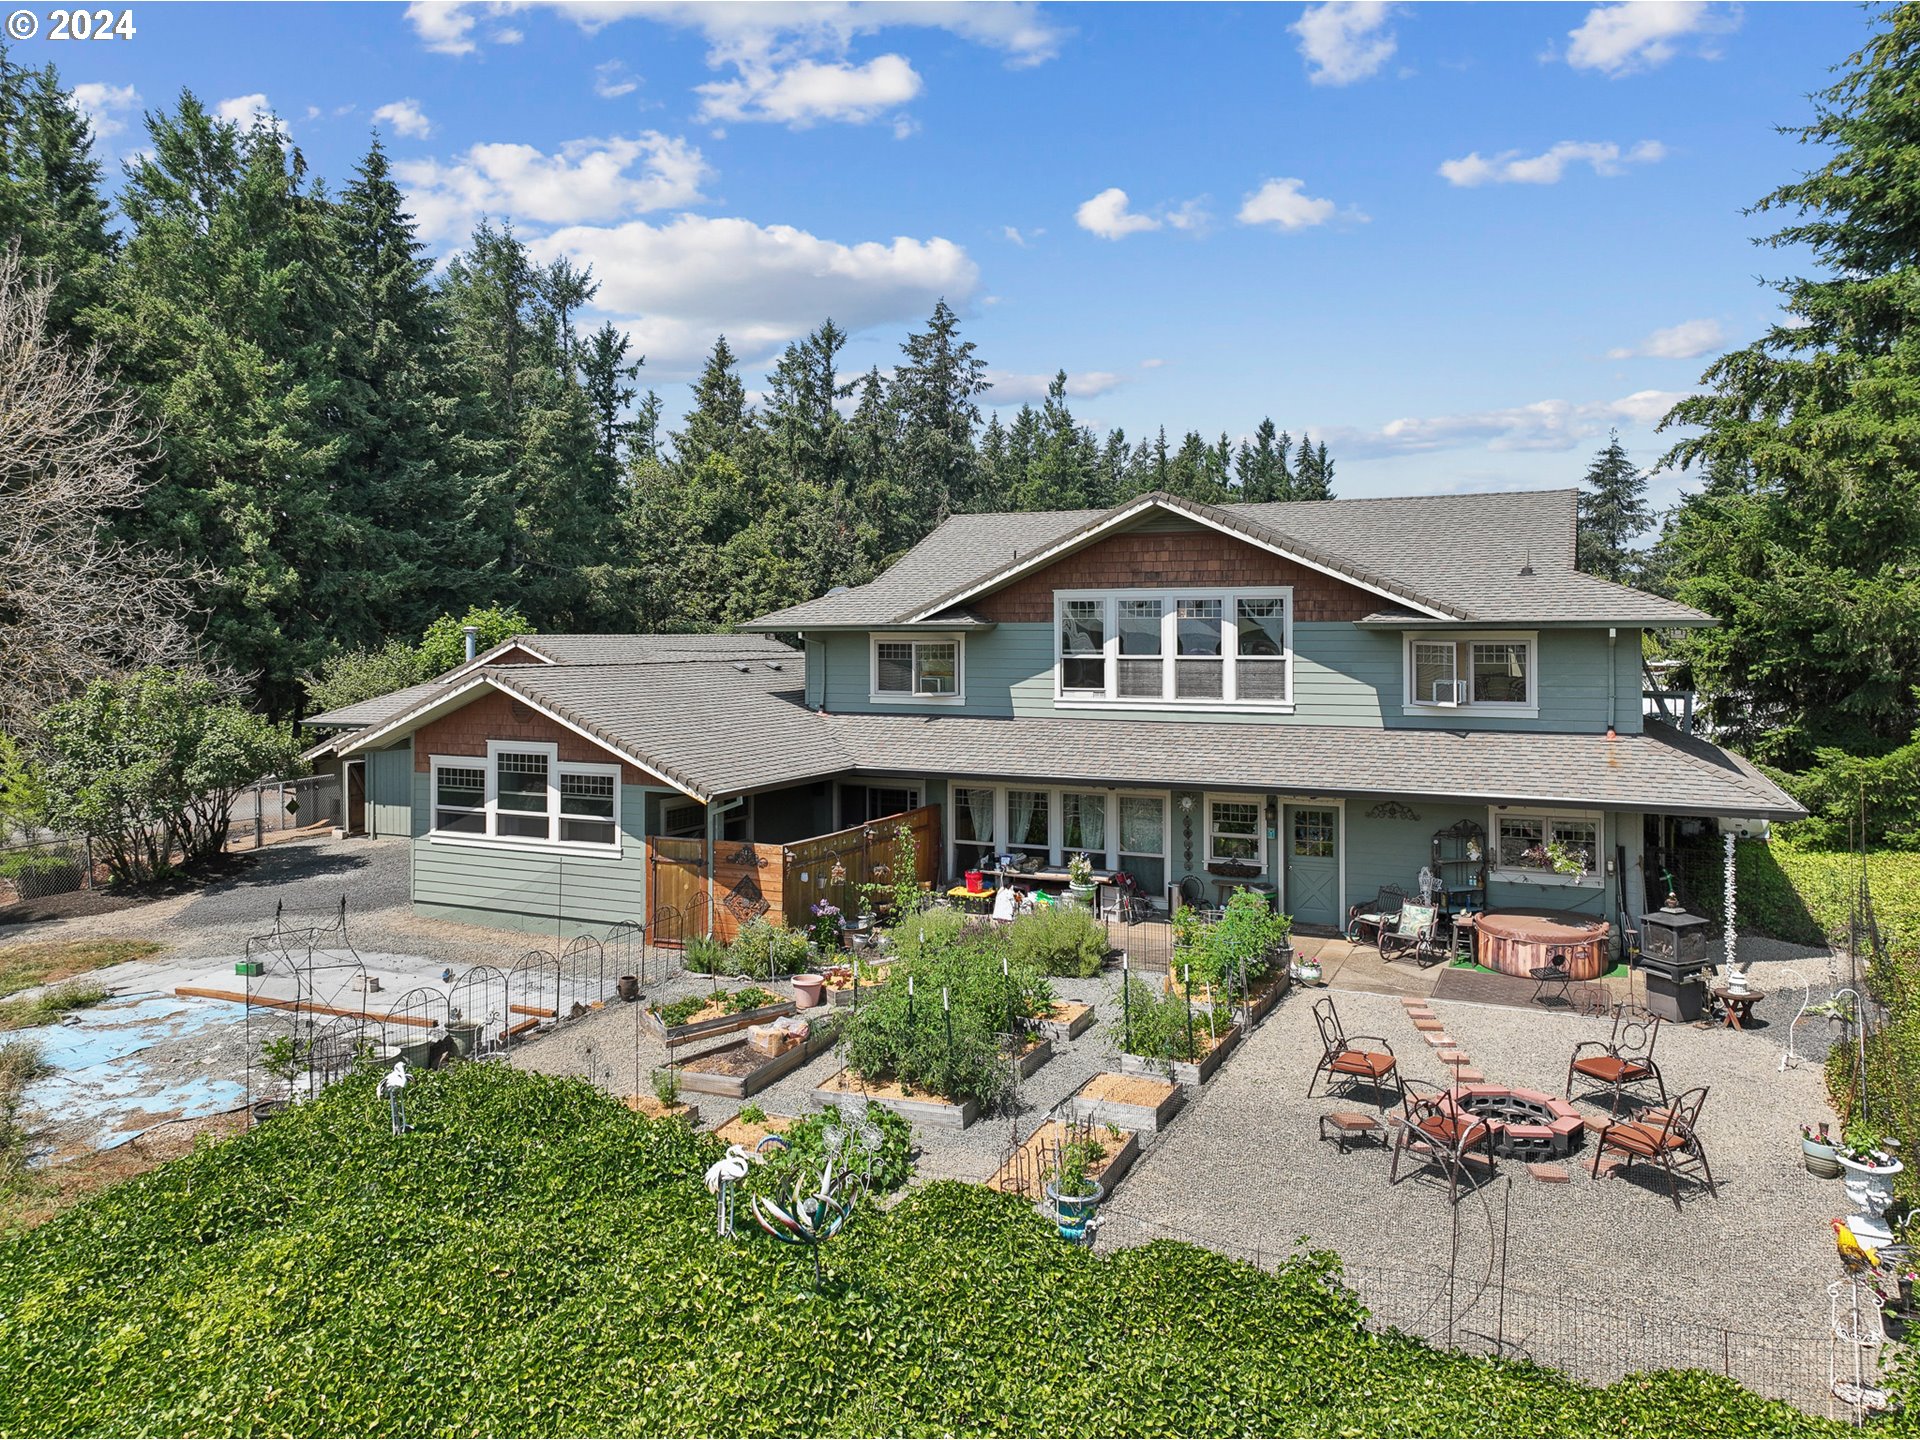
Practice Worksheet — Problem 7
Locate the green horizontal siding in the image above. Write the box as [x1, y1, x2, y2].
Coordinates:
[409, 775, 652, 932]
[820, 623, 1637, 734]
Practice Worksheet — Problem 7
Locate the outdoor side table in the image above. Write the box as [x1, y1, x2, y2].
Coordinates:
[1319, 1111, 1383, 1154]
[1712, 985, 1765, 1030]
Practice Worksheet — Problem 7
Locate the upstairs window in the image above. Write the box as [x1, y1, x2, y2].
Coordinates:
[430, 743, 621, 850]
[871, 634, 964, 702]
[1052, 589, 1293, 709]
[1404, 634, 1536, 716]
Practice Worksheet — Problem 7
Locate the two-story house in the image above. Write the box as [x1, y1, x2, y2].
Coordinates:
[317, 489, 1801, 941]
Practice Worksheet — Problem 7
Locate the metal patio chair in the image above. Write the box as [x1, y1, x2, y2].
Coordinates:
[1590, 1085, 1717, 1209]
[1307, 996, 1400, 1112]
[1346, 884, 1407, 945]
[1377, 901, 1447, 968]
[1566, 1007, 1669, 1117]
[1389, 1078, 1496, 1203]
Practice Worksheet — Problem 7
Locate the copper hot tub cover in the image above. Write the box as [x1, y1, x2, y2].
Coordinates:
[1475, 910, 1611, 981]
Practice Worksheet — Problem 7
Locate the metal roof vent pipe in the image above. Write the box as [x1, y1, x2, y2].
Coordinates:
[463, 624, 479, 662]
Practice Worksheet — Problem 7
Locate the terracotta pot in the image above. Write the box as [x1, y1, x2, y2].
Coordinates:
[792, 973, 826, 1008]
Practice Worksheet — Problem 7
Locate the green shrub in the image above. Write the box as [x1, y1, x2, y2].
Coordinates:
[1006, 904, 1109, 977]
[1672, 838, 1920, 950]
[1175, 889, 1292, 989]
[745, 1101, 913, 1200]
[1108, 976, 1226, 1064]
[683, 935, 727, 973]
[0, 1065, 1835, 1436]
[884, 905, 974, 963]
[724, 986, 780, 1013]
[1767, 729, 1920, 851]
[727, 917, 810, 978]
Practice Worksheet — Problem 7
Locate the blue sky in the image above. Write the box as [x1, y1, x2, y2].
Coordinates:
[30, 0, 1872, 504]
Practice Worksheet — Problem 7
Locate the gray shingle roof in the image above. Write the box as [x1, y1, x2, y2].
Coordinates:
[741, 490, 1709, 631]
[825, 712, 1803, 818]
[512, 633, 797, 665]
[304, 681, 457, 732]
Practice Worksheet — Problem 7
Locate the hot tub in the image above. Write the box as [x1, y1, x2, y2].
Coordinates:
[1474, 910, 1611, 981]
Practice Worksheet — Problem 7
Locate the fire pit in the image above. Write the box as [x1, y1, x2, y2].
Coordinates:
[1445, 1083, 1585, 1160]
[1474, 910, 1611, 981]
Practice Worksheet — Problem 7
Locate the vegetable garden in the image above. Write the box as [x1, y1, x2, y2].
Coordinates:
[0, 1065, 1852, 1436]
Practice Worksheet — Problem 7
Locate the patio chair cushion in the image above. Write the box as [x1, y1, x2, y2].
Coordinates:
[1572, 1055, 1653, 1085]
[1329, 1048, 1396, 1079]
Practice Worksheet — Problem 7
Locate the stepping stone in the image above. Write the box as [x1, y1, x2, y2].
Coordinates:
[1594, 1157, 1625, 1179]
[1412, 1017, 1443, 1032]
[1423, 1032, 1455, 1047]
[1437, 1049, 1468, 1065]
[1399, 997, 1425, 1008]
[1455, 1067, 1486, 1082]
[1526, 1163, 1570, 1184]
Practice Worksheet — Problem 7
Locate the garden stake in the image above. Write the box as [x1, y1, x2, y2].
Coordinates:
[1122, 951, 1132, 1054]
[1184, 965, 1195, 1059]
[943, 985, 953, 1062]
[908, 972, 915, 1030]
[852, 958, 860, 1014]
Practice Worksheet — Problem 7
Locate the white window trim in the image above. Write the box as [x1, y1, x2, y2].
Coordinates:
[869, 632, 966, 705]
[944, 783, 1171, 890]
[1052, 587, 1296, 713]
[1203, 791, 1269, 870]
[1402, 631, 1539, 719]
[426, 742, 625, 858]
[1486, 805, 1604, 888]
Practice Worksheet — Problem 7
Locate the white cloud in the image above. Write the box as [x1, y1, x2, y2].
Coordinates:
[214, 93, 287, 137]
[1319, 389, 1694, 458]
[594, 60, 640, 98]
[1236, 177, 1342, 231]
[372, 98, 433, 139]
[1564, 2, 1739, 76]
[1291, 1, 1398, 86]
[1075, 187, 1160, 241]
[528, 212, 979, 375]
[1439, 139, 1665, 187]
[396, 132, 711, 240]
[69, 82, 139, 140]
[985, 369, 1126, 404]
[1607, 318, 1725, 360]
[1002, 225, 1033, 247]
[697, 52, 921, 127]
[406, 1, 478, 54]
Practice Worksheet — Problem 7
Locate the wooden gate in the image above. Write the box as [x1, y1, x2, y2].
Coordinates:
[648, 837, 707, 945]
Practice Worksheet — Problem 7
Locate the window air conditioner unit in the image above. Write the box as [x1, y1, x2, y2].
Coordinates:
[1430, 679, 1467, 705]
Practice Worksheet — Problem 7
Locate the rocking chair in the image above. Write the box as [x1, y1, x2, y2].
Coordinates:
[1378, 901, 1447, 968]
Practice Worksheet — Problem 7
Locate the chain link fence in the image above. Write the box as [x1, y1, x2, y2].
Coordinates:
[223, 774, 340, 847]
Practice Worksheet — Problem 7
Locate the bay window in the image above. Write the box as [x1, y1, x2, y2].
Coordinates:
[871, 634, 963, 702]
[1404, 633, 1536, 716]
[429, 743, 622, 851]
[1052, 588, 1293, 708]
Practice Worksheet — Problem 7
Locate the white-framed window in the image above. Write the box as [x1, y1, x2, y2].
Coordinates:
[943, 784, 1170, 902]
[1052, 588, 1294, 710]
[1205, 795, 1266, 867]
[1404, 633, 1537, 717]
[428, 742, 623, 853]
[1489, 807, 1602, 886]
[1005, 788, 1052, 861]
[871, 633, 964, 703]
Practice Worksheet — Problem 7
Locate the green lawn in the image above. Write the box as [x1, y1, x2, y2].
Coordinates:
[0, 1065, 1850, 1437]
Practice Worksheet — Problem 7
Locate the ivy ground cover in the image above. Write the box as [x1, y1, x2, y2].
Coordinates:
[0, 1066, 1851, 1437]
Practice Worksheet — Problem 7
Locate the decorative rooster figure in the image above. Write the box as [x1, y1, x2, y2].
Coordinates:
[1834, 1217, 1881, 1276]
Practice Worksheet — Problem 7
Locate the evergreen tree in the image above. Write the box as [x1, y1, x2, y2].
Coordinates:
[0, 47, 114, 339]
[1235, 418, 1294, 502]
[673, 335, 754, 469]
[1292, 436, 1335, 500]
[894, 298, 988, 517]
[1660, 6, 1920, 763]
[96, 93, 342, 716]
[1574, 430, 1652, 583]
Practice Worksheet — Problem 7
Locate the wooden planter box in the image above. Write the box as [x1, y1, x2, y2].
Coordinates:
[813, 1068, 978, 1130]
[825, 965, 891, 1007]
[642, 996, 797, 1045]
[986, 1120, 1140, 1199]
[1119, 1022, 1242, 1087]
[1036, 1001, 1095, 1042]
[1010, 1035, 1055, 1080]
[623, 1094, 701, 1126]
[1238, 970, 1289, 1028]
[675, 1026, 837, 1099]
[1066, 1071, 1184, 1133]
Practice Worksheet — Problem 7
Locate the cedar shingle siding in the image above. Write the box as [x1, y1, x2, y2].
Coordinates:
[973, 528, 1380, 623]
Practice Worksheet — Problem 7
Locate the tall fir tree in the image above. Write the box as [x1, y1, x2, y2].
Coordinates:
[1574, 430, 1652, 583]
[0, 47, 114, 340]
[893, 298, 988, 519]
[1660, 5, 1920, 763]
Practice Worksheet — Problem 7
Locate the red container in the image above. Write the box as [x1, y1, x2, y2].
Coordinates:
[965, 870, 986, 893]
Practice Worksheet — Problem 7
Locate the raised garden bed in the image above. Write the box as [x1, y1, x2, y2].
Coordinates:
[1119, 1021, 1241, 1086]
[812, 1068, 978, 1130]
[824, 964, 891, 1007]
[1065, 1071, 1184, 1133]
[623, 1094, 701, 1126]
[1036, 1000, 1094, 1042]
[1010, 1034, 1055, 1080]
[986, 1119, 1140, 1199]
[711, 1112, 795, 1149]
[674, 1025, 838, 1099]
[641, 990, 797, 1045]
[1238, 969, 1289, 1027]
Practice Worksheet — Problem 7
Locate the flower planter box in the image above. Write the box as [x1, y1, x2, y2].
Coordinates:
[1036, 1001, 1095, 1042]
[826, 965, 891, 1007]
[1010, 1035, 1055, 1080]
[674, 1025, 838, 1099]
[623, 1094, 701, 1126]
[1065, 1071, 1184, 1133]
[1237, 970, 1289, 1027]
[1119, 1022, 1241, 1087]
[812, 1068, 978, 1130]
[986, 1120, 1140, 1199]
[642, 996, 797, 1045]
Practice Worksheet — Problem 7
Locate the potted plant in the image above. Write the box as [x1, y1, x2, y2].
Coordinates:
[1839, 1119, 1905, 1243]
[1803, 1121, 1843, 1178]
[1043, 1136, 1106, 1242]
[1066, 852, 1096, 906]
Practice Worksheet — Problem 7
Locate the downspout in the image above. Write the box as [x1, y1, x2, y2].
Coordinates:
[706, 795, 747, 938]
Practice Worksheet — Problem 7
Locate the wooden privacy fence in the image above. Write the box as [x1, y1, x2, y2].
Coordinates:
[645, 805, 941, 944]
